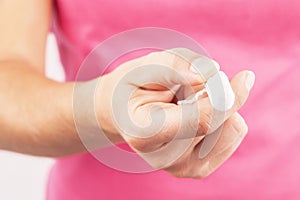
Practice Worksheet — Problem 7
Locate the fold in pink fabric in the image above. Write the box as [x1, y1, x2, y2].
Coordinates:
[48, 0, 300, 199]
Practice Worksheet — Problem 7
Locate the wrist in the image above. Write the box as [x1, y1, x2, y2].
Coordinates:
[94, 74, 121, 139]
[74, 76, 123, 147]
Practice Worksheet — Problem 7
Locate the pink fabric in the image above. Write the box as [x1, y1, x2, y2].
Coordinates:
[48, 0, 300, 199]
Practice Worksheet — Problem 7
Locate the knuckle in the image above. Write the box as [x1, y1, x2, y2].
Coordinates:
[234, 91, 246, 109]
[170, 167, 191, 178]
[230, 114, 248, 137]
[127, 134, 164, 153]
[127, 138, 151, 152]
[167, 49, 191, 68]
[147, 50, 171, 59]
[144, 51, 163, 64]
[169, 47, 192, 55]
[146, 51, 161, 58]
[173, 53, 189, 67]
[185, 113, 200, 135]
[193, 162, 213, 179]
[145, 51, 175, 68]
[194, 170, 212, 179]
[198, 109, 212, 135]
[171, 49, 192, 67]
[172, 165, 212, 179]
[164, 157, 214, 179]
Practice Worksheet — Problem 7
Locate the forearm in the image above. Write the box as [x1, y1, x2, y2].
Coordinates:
[0, 59, 121, 157]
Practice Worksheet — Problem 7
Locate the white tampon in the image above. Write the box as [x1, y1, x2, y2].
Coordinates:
[199, 71, 235, 158]
[177, 71, 235, 110]
[205, 71, 235, 111]
[177, 57, 235, 159]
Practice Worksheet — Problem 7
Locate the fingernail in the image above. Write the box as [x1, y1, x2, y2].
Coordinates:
[191, 56, 220, 81]
[246, 71, 255, 91]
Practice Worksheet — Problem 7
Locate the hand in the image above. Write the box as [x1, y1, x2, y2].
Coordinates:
[94, 48, 255, 178]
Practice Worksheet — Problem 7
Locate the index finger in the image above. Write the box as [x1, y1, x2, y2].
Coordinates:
[120, 48, 220, 89]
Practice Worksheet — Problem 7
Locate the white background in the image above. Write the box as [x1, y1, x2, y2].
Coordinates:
[0, 34, 64, 200]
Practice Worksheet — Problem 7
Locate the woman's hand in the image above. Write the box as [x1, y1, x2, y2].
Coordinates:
[93, 48, 255, 178]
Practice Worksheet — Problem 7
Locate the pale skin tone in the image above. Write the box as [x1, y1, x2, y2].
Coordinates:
[0, 0, 254, 178]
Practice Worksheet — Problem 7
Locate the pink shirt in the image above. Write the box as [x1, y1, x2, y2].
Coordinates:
[47, 0, 300, 199]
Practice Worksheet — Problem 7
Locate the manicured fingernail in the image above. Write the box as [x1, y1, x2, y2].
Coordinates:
[246, 71, 255, 91]
[191, 56, 220, 81]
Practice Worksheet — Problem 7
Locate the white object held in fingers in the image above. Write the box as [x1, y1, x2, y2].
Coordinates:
[177, 57, 235, 159]
[205, 71, 235, 111]
[178, 71, 235, 111]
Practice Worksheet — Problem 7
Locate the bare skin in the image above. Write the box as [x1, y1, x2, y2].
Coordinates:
[0, 0, 255, 178]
